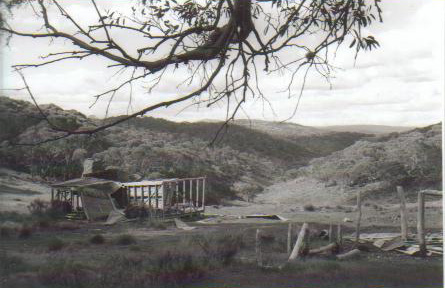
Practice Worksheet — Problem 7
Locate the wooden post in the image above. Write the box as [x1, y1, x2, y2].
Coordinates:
[175, 181, 179, 213]
[328, 223, 334, 243]
[182, 181, 186, 213]
[141, 186, 145, 205]
[148, 186, 152, 207]
[196, 179, 199, 208]
[417, 191, 426, 256]
[189, 180, 193, 208]
[287, 222, 293, 255]
[51, 188, 54, 202]
[337, 224, 343, 246]
[155, 185, 159, 209]
[289, 223, 308, 261]
[355, 191, 362, 244]
[256, 229, 262, 267]
[397, 186, 408, 241]
[202, 178, 206, 211]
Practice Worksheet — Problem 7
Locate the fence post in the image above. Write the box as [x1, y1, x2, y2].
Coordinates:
[355, 191, 362, 244]
[256, 229, 263, 267]
[288, 223, 308, 261]
[287, 223, 293, 255]
[417, 191, 426, 256]
[397, 186, 408, 241]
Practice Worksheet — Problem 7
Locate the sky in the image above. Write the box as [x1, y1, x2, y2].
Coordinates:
[1, 0, 444, 127]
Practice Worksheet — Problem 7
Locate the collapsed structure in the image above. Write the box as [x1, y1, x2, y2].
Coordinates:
[51, 159, 206, 221]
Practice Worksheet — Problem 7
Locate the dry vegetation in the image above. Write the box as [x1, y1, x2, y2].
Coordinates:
[0, 213, 442, 288]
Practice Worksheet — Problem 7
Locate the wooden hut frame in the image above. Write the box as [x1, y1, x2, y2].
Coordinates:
[123, 177, 206, 217]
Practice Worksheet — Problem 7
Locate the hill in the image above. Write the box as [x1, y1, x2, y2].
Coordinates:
[0, 96, 368, 203]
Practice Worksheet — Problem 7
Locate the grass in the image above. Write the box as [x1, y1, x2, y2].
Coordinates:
[0, 251, 31, 276]
[0, 221, 442, 288]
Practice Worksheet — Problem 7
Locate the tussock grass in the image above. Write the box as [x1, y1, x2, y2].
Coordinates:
[47, 237, 65, 251]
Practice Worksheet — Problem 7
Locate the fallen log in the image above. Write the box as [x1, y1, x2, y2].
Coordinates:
[308, 242, 338, 255]
[336, 249, 361, 260]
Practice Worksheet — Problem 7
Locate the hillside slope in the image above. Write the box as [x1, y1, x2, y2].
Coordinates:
[256, 123, 442, 206]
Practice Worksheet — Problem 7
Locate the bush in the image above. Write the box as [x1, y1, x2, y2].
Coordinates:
[28, 199, 49, 216]
[18, 225, 32, 239]
[115, 234, 137, 245]
[303, 204, 315, 212]
[47, 237, 65, 251]
[0, 226, 13, 238]
[90, 234, 106, 245]
[193, 232, 244, 265]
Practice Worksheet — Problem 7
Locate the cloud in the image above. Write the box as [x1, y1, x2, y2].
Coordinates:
[1, 0, 443, 127]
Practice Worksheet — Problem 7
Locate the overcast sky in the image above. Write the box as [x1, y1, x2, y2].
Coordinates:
[1, 0, 444, 127]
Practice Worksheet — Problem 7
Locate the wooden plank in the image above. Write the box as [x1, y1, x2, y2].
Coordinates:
[422, 191, 442, 197]
[289, 223, 308, 261]
[397, 186, 408, 241]
[355, 191, 362, 244]
[417, 191, 427, 256]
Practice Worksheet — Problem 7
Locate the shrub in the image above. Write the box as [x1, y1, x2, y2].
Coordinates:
[115, 234, 137, 245]
[28, 199, 49, 216]
[18, 225, 32, 239]
[90, 234, 106, 245]
[148, 250, 206, 284]
[47, 237, 65, 251]
[193, 232, 244, 265]
[303, 204, 315, 212]
[0, 226, 13, 238]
